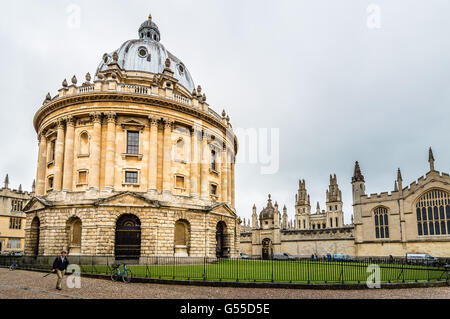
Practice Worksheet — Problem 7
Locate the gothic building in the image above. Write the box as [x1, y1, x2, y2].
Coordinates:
[24, 15, 240, 262]
[241, 149, 450, 258]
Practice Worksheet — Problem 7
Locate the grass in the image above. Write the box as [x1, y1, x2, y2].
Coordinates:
[78, 260, 447, 284]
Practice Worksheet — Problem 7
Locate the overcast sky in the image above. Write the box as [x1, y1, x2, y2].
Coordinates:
[1, 1, 449, 225]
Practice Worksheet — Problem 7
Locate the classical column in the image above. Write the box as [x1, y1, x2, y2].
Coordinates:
[200, 131, 209, 200]
[36, 132, 47, 196]
[89, 112, 102, 190]
[221, 145, 228, 203]
[162, 118, 174, 194]
[104, 112, 116, 190]
[53, 118, 65, 191]
[227, 153, 232, 204]
[231, 160, 235, 208]
[190, 125, 201, 198]
[147, 115, 159, 193]
[62, 116, 75, 191]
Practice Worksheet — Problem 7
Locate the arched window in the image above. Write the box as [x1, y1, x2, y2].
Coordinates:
[374, 207, 389, 239]
[175, 138, 185, 162]
[79, 132, 90, 156]
[416, 189, 449, 236]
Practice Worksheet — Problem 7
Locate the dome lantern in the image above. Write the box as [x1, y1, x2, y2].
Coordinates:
[138, 14, 161, 42]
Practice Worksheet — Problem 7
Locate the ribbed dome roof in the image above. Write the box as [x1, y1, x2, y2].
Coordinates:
[96, 15, 195, 92]
[260, 195, 276, 220]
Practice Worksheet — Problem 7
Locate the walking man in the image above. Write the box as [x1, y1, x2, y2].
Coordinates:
[52, 250, 69, 290]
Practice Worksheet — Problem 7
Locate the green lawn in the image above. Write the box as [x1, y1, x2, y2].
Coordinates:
[78, 260, 447, 284]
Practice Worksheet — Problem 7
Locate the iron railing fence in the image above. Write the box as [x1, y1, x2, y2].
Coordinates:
[0, 255, 448, 285]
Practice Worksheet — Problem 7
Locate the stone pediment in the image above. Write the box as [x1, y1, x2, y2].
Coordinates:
[23, 197, 50, 212]
[95, 192, 160, 207]
[209, 203, 238, 219]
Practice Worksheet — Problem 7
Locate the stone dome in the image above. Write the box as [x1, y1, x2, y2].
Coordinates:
[96, 14, 195, 92]
[259, 195, 275, 220]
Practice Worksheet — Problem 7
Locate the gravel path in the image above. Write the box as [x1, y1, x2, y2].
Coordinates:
[0, 268, 448, 299]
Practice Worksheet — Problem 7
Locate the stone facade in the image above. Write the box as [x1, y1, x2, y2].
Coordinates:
[352, 149, 450, 257]
[241, 149, 450, 258]
[0, 175, 33, 254]
[24, 15, 240, 261]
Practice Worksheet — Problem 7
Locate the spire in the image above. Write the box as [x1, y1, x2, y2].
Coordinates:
[4, 174, 9, 189]
[18, 184, 22, 193]
[397, 168, 403, 191]
[429, 147, 435, 171]
[352, 161, 365, 183]
[394, 181, 398, 192]
[316, 202, 320, 213]
[32, 179, 36, 193]
[267, 194, 272, 207]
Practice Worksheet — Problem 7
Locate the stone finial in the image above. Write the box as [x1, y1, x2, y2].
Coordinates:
[226, 115, 230, 123]
[394, 181, 398, 192]
[165, 58, 171, 68]
[18, 184, 22, 193]
[192, 88, 197, 97]
[4, 174, 9, 189]
[397, 168, 402, 182]
[152, 74, 159, 86]
[71, 75, 77, 85]
[32, 179, 36, 193]
[103, 53, 109, 63]
[197, 85, 202, 94]
[202, 93, 206, 102]
[43, 93, 51, 104]
[112, 51, 119, 62]
[222, 110, 226, 118]
[429, 147, 435, 171]
[85, 72, 91, 83]
[352, 161, 365, 183]
[316, 202, 320, 213]
[62, 78, 68, 88]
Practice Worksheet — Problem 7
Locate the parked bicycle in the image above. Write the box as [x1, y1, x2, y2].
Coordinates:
[110, 263, 132, 283]
[9, 261, 19, 271]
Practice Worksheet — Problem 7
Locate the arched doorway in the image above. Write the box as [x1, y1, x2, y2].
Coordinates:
[262, 238, 272, 260]
[216, 221, 227, 258]
[66, 217, 82, 255]
[115, 214, 141, 260]
[30, 217, 40, 256]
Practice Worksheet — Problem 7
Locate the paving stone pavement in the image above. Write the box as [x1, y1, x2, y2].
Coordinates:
[0, 268, 449, 299]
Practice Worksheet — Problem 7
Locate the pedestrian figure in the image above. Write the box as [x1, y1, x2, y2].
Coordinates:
[52, 250, 69, 290]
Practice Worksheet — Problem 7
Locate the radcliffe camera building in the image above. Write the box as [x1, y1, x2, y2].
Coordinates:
[241, 149, 450, 258]
[23, 15, 240, 261]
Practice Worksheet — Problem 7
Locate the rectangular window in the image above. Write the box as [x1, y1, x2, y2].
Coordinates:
[48, 177, 54, 190]
[175, 176, 185, 189]
[9, 217, 21, 230]
[210, 184, 217, 196]
[7, 239, 20, 249]
[78, 171, 87, 184]
[127, 131, 139, 154]
[125, 171, 138, 184]
[50, 140, 56, 161]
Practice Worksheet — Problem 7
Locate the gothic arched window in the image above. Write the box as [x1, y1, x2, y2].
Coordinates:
[374, 207, 389, 239]
[416, 189, 449, 236]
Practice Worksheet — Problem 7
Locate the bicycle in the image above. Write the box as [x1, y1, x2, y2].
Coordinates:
[9, 261, 19, 271]
[110, 263, 132, 283]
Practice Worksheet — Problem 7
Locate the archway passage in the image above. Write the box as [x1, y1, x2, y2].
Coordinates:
[115, 214, 141, 260]
[30, 217, 40, 256]
[215, 221, 227, 258]
[262, 238, 272, 260]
